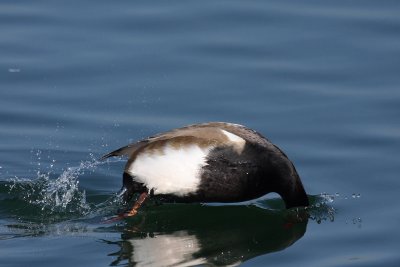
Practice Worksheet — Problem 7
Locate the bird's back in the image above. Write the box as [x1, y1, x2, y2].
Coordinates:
[101, 122, 301, 204]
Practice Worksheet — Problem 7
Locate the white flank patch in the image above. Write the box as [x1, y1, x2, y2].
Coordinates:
[221, 129, 246, 154]
[127, 144, 211, 196]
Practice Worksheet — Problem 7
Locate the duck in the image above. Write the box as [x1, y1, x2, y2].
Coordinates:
[101, 122, 309, 217]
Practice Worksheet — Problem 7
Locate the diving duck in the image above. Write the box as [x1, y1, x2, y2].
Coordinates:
[101, 122, 309, 217]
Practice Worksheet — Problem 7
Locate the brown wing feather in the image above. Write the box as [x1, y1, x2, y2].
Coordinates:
[100, 122, 272, 160]
[99, 140, 148, 160]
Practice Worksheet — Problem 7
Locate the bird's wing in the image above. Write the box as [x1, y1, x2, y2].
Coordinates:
[99, 125, 227, 161]
[100, 122, 271, 161]
[99, 140, 149, 160]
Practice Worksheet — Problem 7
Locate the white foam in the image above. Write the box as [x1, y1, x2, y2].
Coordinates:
[127, 144, 211, 196]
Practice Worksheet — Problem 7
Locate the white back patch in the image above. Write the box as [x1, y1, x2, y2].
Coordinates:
[221, 129, 246, 154]
[127, 144, 211, 196]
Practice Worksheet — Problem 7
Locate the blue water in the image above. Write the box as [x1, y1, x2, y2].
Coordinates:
[1, 0, 400, 266]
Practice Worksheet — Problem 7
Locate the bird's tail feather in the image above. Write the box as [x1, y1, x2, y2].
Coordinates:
[99, 140, 147, 161]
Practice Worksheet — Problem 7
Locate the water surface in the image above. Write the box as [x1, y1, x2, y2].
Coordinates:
[1, 0, 400, 266]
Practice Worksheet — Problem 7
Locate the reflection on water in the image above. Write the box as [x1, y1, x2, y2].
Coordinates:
[126, 231, 207, 266]
[1, 163, 338, 266]
[105, 204, 308, 266]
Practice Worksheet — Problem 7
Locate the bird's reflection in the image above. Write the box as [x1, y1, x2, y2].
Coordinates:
[105, 203, 308, 266]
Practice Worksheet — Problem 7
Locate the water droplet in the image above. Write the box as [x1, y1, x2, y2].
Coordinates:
[8, 68, 21, 73]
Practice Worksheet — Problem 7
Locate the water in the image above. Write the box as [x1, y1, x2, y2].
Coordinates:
[1, 0, 400, 266]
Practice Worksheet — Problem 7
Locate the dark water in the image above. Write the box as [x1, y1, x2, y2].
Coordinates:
[1, 0, 399, 266]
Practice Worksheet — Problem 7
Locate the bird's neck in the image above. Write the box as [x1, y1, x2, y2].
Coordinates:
[273, 165, 309, 209]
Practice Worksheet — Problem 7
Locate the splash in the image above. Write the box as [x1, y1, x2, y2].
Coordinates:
[306, 193, 337, 223]
[253, 192, 358, 225]
[4, 156, 103, 219]
[305, 192, 363, 226]
[0, 154, 130, 239]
